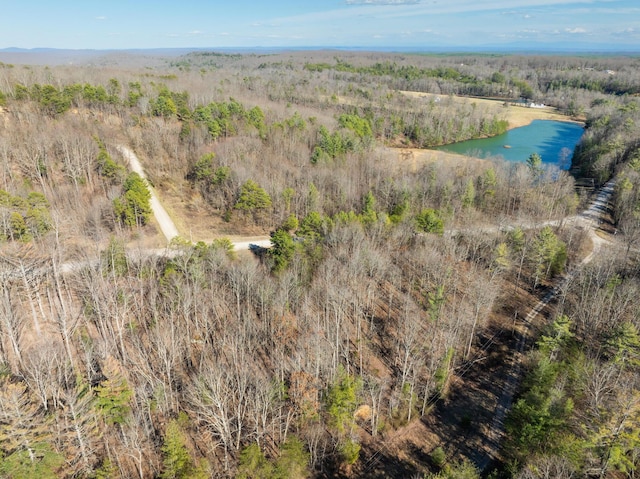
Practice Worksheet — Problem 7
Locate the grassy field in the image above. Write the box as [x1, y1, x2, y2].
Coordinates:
[399, 90, 581, 129]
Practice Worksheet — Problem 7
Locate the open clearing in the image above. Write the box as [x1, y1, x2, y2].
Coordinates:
[399, 90, 582, 129]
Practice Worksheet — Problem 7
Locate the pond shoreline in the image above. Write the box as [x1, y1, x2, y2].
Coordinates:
[435, 119, 585, 169]
[399, 90, 585, 130]
[393, 92, 585, 169]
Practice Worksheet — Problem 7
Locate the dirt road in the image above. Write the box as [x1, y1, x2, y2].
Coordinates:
[118, 146, 180, 243]
[117, 146, 273, 252]
[476, 180, 614, 472]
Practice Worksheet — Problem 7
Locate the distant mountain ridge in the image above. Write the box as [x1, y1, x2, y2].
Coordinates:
[1, 43, 639, 55]
[0, 44, 637, 67]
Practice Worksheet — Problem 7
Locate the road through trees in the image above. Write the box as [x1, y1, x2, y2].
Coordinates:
[0, 50, 638, 478]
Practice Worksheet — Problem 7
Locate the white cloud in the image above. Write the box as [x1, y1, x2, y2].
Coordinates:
[240, 0, 634, 48]
[95, 16, 107, 21]
[188, 30, 203, 35]
[610, 27, 640, 38]
[336, 0, 602, 22]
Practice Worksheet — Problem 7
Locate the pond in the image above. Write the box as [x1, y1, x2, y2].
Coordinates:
[434, 119, 585, 170]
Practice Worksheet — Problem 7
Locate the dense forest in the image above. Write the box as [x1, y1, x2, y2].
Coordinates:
[0, 50, 639, 479]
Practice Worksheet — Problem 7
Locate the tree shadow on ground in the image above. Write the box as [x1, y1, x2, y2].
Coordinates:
[353, 446, 422, 479]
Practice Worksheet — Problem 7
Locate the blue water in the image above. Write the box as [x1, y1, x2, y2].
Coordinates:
[435, 120, 585, 170]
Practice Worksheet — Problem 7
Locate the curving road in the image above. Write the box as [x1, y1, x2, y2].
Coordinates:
[0, 149, 619, 474]
[111, 146, 616, 261]
[476, 180, 615, 472]
[0, 146, 272, 283]
[117, 146, 271, 252]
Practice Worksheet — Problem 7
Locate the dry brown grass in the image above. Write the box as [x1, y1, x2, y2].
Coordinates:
[399, 91, 581, 129]
[389, 147, 487, 173]
[0, 106, 8, 128]
[153, 175, 270, 243]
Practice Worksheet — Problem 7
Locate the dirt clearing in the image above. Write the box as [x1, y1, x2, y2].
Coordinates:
[399, 91, 582, 129]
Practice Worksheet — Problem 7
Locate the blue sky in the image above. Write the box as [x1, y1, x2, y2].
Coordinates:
[2, 0, 639, 51]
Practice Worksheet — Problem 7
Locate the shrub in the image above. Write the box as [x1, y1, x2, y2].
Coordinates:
[415, 208, 444, 235]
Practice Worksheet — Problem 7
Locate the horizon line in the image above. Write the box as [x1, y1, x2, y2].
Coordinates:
[1, 45, 639, 55]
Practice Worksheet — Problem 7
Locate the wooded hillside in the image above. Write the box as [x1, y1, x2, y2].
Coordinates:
[0, 50, 639, 479]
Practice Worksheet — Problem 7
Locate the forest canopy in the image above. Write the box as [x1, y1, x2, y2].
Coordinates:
[0, 49, 639, 479]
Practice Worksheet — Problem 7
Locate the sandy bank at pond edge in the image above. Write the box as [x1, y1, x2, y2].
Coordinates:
[393, 91, 585, 168]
